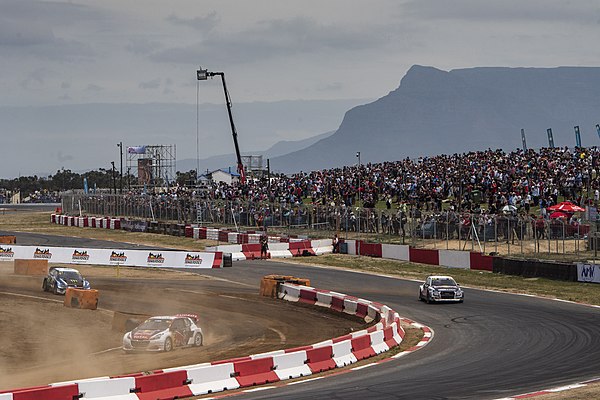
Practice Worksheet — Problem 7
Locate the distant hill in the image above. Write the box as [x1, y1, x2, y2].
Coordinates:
[177, 130, 334, 174]
[270, 65, 600, 173]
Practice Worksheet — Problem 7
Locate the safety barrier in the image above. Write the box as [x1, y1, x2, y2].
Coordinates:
[13, 259, 48, 275]
[0, 235, 16, 244]
[50, 214, 331, 263]
[64, 288, 99, 310]
[0, 244, 223, 269]
[346, 239, 494, 272]
[1, 280, 417, 400]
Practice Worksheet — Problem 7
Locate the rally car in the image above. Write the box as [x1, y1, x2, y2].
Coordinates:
[42, 267, 91, 295]
[419, 275, 464, 303]
[122, 314, 203, 352]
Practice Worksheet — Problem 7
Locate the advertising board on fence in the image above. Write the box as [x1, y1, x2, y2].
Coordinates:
[0, 245, 216, 269]
[577, 263, 600, 283]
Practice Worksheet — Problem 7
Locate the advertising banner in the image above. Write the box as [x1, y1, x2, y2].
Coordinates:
[0, 245, 216, 269]
[577, 263, 600, 283]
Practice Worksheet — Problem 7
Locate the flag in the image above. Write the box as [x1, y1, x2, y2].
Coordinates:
[127, 145, 146, 154]
[83, 177, 88, 194]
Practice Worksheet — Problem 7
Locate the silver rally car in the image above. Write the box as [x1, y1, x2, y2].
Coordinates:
[419, 275, 464, 303]
[123, 314, 203, 352]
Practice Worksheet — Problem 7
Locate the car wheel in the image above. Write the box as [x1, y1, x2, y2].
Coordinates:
[418, 291, 423, 301]
[164, 337, 173, 352]
[194, 333, 203, 347]
[426, 292, 431, 304]
[52, 283, 58, 295]
[42, 279, 47, 292]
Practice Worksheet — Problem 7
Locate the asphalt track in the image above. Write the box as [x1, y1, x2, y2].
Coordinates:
[7, 230, 600, 399]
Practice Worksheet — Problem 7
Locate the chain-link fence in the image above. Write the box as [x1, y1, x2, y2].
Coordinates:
[62, 193, 598, 257]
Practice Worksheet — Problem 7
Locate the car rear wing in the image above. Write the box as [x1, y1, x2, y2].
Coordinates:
[175, 313, 199, 323]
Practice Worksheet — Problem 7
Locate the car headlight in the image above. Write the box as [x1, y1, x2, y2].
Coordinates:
[57, 279, 66, 288]
[150, 332, 166, 340]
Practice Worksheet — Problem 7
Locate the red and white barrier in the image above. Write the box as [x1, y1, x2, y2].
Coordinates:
[1, 281, 427, 400]
[345, 239, 493, 271]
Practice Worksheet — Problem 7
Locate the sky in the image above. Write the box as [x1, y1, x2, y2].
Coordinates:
[1, 0, 599, 178]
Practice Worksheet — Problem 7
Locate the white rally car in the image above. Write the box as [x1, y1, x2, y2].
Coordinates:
[419, 275, 464, 303]
[122, 314, 203, 352]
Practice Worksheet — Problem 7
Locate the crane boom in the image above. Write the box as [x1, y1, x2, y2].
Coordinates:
[197, 68, 246, 184]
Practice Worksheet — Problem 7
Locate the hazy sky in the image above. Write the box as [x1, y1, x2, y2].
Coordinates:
[1, 0, 599, 178]
[3, 0, 599, 107]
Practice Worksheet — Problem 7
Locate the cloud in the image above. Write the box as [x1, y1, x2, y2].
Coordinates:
[85, 84, 103, 93]
[125, 38, 162, 56]
[0, 1, 105, 63]
[149, 16, 390, 65]
[166, 11, 220, 34]
[402, 0, 600, 23]
[139, 78, 161, 90]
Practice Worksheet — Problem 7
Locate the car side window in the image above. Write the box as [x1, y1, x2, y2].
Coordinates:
[173, 319, 184, 331]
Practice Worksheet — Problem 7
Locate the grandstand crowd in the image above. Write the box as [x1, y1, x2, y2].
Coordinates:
[190, 147, 599, 214]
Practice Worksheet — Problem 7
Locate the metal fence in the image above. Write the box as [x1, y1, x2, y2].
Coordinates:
[62, 194, 598, 256]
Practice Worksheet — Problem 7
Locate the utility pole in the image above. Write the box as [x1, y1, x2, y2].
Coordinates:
[111, 161, 116, 194]
[117, 142, 123, 194]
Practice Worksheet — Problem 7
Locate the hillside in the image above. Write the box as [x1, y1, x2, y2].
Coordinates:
[270, 65, 600, 173]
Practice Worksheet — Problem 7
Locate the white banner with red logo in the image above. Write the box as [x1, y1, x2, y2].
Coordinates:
[0, 244, 217, 269]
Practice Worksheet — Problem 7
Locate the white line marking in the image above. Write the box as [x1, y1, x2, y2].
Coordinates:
[351, 363, 376, 371]
[243, 386, 276, 392]
[268, 327, 287, 344]
[90, 346, 122, 355]
[287, 377, 324, 385]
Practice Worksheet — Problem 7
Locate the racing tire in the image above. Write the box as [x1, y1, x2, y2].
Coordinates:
[52, 283, 58, 295]
[42, 279, 48, 292]
[194, 333, 203, 347]
[164, 337, 173, 352]
[425, 292, 431, 304]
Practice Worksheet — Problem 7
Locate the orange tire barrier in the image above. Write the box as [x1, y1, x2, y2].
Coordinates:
[112, 311, 151, 332]
[259, 275, 310, 297]
[64, 288, 99, 310]
[13, 259, 48, 275]
[0, 235, 16, 244]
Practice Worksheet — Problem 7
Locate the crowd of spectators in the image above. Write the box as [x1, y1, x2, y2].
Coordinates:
[195, 147, 599, 214]
[70, 147, 600, 240]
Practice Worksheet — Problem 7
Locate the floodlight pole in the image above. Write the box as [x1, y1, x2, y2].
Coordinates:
[197, 67, 246, 184]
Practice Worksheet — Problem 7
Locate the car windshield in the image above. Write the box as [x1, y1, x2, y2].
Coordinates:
[57, 271, 81, 280]
[431, 278, 457, 287]
[137, 319, 172, 330]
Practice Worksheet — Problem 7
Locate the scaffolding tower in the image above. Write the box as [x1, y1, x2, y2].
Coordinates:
[126, 144, 176, 190]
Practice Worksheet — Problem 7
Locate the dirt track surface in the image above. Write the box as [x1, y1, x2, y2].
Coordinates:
[0, 263, 366, 390]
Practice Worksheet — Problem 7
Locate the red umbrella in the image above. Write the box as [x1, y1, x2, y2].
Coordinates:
[547, 201, 585, 212]
[549, 211, 570, 219]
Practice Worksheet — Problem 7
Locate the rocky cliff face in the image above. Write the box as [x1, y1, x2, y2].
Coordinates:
[271, 65, 600, 173]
